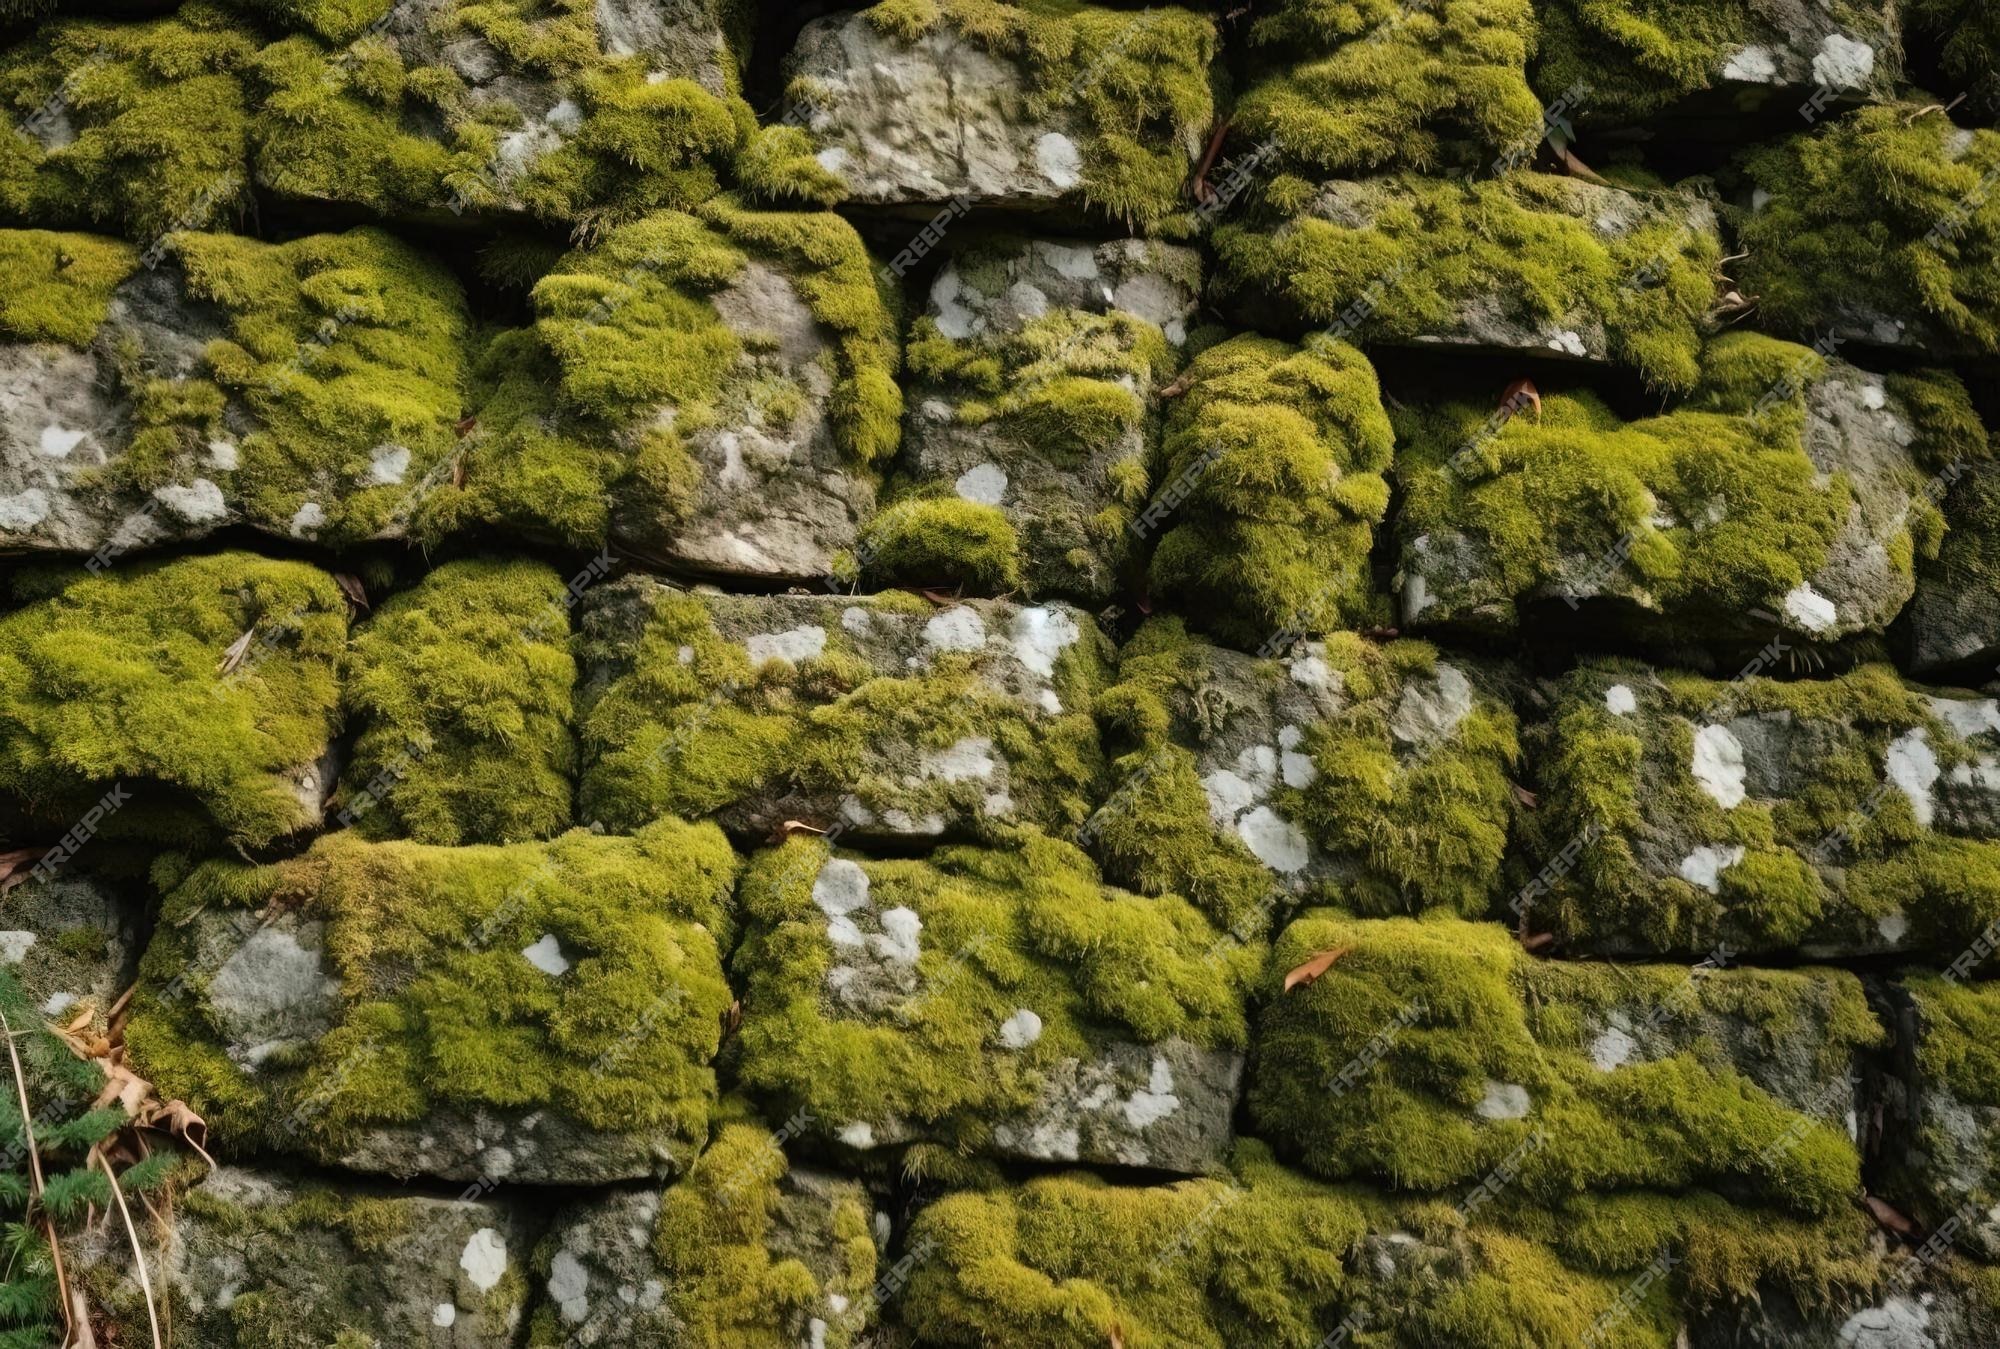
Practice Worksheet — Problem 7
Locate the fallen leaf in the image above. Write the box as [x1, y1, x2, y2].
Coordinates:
[0, 846, 41, 893]
[719, 999, 743, 1041]
[1284, 947, 1352, 992]
[452, 455, 467, 489]
[1109, 1325, 1125, 1349]
[919, 588, 958, 606]
[1499, 378, 1541, 423]
[771, 819, 829, 843]
[1553, 142, 1612, 185]
[1511, 783, 1540, 809]
[216, 624, 258, 677]
[455, 415, 478, 438]
[1863, 1194, 1919, 1238]
[333, 572, 370, 612]
[1522, 931, 1556, 953]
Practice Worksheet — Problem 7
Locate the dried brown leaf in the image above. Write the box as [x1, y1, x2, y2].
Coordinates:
[1283, 947, 1352, 993]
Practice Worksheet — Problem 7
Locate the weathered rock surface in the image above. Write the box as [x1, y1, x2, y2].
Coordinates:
[576, 578, 1109, 843]
[1911, 460, 2000, 677]
[733, 833, 1255, 1175]
[1876, 977, 2000, 1262]
[80, 1166, 534, 1345]
[878, 235, 1199, 604]
[1524, 663, 2000, 963]
[1394, 338, 1973, 644]
[0, 872, 141, 1034]
[125, 821, 740, 1185]
[1087, 620, 1521, 938]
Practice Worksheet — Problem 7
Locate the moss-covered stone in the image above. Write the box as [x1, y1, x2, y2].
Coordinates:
[0, 7, 256, 241]
[1910, 0, 2000, 94]
[1524, 661, 2000, 962]
[1879, 975, 2000, 1259]
[733, 830, 1256, 1174]
[1215, 171, 1721, 390]
[249, 0, 755, 229]
[81, 1165, 534, 1346]
[1394, 333, 1982, 641]
[0, 871, 141, 1039]
[124, 817, 740, 1183]
[339, 556, 578, 845]
[1735, 104, 2000, 355]
[0, 551, 346, 848]
[779, 2, 1214, 232]
[0, 225, 472, 554]
[433, 200, 900, 577]
[1912, 456, 2000, 676]
[576, 576, 1109, 844]
[1250, 912, 1881, 1218]
[874, 234, 1196, 603]
[528, 1099, 882, 1346]
[1536, 0, 1900, 127]
[1146, 332, 1393, 644]
[1234, 0, 1541, 178]
[1089, 620, 1521, 936]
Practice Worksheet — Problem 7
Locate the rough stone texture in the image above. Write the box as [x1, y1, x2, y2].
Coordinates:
[0, 872, 141, 1034]
[1911, 460, 2000, 677]
[1875, 978, 2000, 1263]
[0, 256, 230, 557]
[1396, 356, 1947, 643]
[784, 10, 1169, 216]
[1525, 663, 2000, 962]
[889, 235, 1200, 604]
[79, 1166, 534, 1345]
[576, 577, 1110, 843]
[613, 258, 880, 583]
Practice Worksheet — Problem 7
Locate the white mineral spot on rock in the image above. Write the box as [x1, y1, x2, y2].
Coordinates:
[365, 444, 410, 486]
[1237, 805, 1310, 874]
[1861, 384, 1887, 411]
[38, 425, 86, 457]
[826, 914, 865, 948]
[1038, 688, 1063, 714]
[459, 1228, 508, 1293]
[289, 501, 325, 537]
[1121, 1056, 1180, 1128]
[1202, 769, 1259, 826]
[154, 478, 228, 523]
[1836, 1295, 1931, 1346]
[1289, 646, 1335, 690]
[922, 736, 998, 784]
[954, 462, 1007, 505]
[676, 644, 695, 664]
[209, 927, 337, 1037]
[838, 1121, 876, 1149]
[522, 933, 570, 976]
[1813, 33, 1876, 89]
[1605, 684, 1637, 716]
[813, 858, 871, 916]
[1035, 131, 1082, 189]
[745, 624, 827, 666]
[1589, 1025, 1638, 1072]
[1012, 606, 1079, 677]
[0, 489, 51, 529]
[41, 991, 76, 1017]
[1006, 280, 1049, 321]
[1476, 1080, 1531, 1120]
[929, 269, 981, 341]
[1930, 696, 2000, 740]
[982, 789, 1014, 816]
[815, 146, 850, 174]
[1783, 583, 1839, 634]
[1692, 724, 1747, 809]
[1280, 749, 1318, 789]
[1679, 843, 1746, 895]
[0, 932, 35, 963]
[998, 1008, 1043, 1049]
[207, 439, 239, 470]
[1546, 330, 1587, 357]
[1878, 910, 1909, 944]
[548, 1247, 590, 1322]
[873, 906, 922, 964]
[1722, 45, 1778, 82]
[840, 605, 871, 636]
[810, 1318, 829, 1349]
[432, 1303, 457, 1327]
[1035, 240, 1099, 279]
[1886, 729, 1940, 828]
[924, 605, 987, 653]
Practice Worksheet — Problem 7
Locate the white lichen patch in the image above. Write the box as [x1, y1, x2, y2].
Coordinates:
[873, 906, 922, 965]
[921, 736, 997, 783]
[745, 625, 827, 667]
[954, 462, 1008, 505]
[1035, 131, 1082, 189]
[548, 1247, 590, 1323]
[289, 501, 325, 537]
[522, 933, 571, 977]
[1679, 843, 1746, 895]
[813, 859, 871, 917]
[998, 1008, 1043, 1049]
[1886, 729, 1940, 828]
[1931, 696, 2000, 740]
[1691, 724, 1747, 809]
[433, 1303, 457, 1327]
[1604, 684, 1637, 716]
[0, 932, 35, 963]
[0, 489, 51, 529]
[365, 444, 411, 486]
[154, 478, 228, 524]
[1237, 805, 1310, 874]
[459, 1228, 508, 1293]
[1721, 45, 1779, 82]
[1120, 1055, 1180, 1129]
[1475, 1080, 1531, 1120]
[37, 425, 87, 457]
[1390, 663, 1474, 746]
[1011, 606, 1079, 677]
[1589, 1022, 1638, 1072]
[1812, 33, 1876, 89]
[1783, 583, 1839, 634]
[923, 605, 987, 653]
[838, 1121, 877, 1149]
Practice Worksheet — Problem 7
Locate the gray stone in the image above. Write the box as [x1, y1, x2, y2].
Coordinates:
[0, 871, 141, 1034]
[1910, 461, 2000, 677]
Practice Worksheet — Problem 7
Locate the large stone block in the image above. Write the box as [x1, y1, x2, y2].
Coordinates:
[733, 832, 1255, 1175]
[1522, 663, 2000, 963]
[1911, 458, 2000, 678]
[125, 819, 740, 1184]
[576, 578, 1109, 844]
[1877, 975, 2000, 1261]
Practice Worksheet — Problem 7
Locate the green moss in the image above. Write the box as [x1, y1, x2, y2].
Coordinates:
[1147, 333, 1393, 644]
[1217, 171, 1721, 390]
[99, 227, 472, 547]
[0, 552, 346, 849]
[0, 229, 136, 345]
[339, 557, 578, 845]
[235, 0, 396, 43]
[1736, 105, 2000, 353]
[577, 582, 1108, 841]
[732, 830, 1257, 1153]
[249, 0, 752, 229]
[1528, 662, 2000, 960]
[856, 1, 1214, 232]
[0, 8, 256, 241]
[1250, 913, 1877, 1213]
[1236, 0, 1541, 176]
[1883, 976, 1999, 1236]
[641, 1103, 878, 1348]
[126, 819, 738, 1164]
[737, 123, 848, 207]
[852, 497, 1024, 593]
[1910, 0, 2000, 85]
